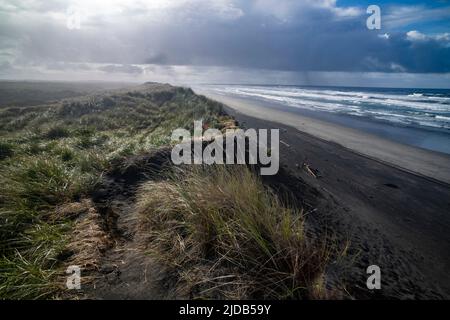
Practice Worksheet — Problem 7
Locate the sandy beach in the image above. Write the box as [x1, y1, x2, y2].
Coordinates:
[197, 88, 450, 299]
[197, 90, 450, 185]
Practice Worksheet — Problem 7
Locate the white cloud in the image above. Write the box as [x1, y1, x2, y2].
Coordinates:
[390, 62, 406, 72]
[435, 33, 450, 42]
[406, 30, 450, 47]
[406, 30, 427, 41]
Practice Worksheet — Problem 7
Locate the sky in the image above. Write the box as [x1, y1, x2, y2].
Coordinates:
[0, 0, 449, 88]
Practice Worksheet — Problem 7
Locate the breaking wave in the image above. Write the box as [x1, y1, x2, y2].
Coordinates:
[210, 85, 450, 131]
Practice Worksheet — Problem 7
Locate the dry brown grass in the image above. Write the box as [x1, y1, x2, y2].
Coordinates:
[135, 165, 333, 299]
[63, 200, 113, 273]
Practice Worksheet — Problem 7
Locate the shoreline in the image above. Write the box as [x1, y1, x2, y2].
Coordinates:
[196, 90, 450, 185]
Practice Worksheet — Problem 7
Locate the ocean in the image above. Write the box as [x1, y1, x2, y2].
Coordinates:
[205, 84, 450, 155]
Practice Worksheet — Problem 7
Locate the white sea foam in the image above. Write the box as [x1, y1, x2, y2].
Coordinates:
[210, 85, 450, 130]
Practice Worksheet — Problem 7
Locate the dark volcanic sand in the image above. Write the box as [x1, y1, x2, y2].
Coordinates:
[224, 105, 450, 299]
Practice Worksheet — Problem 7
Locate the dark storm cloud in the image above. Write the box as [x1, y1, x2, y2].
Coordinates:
[0, 0, 449, 75]
[0, 62, 15, 74]
[98, 64, 144, 74]
[130, 2, 450, 73]
[45, 62, 93, 71]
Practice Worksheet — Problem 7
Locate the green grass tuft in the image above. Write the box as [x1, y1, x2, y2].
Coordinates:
[0, 140, 14, 160]
[44, 125, 70, 140]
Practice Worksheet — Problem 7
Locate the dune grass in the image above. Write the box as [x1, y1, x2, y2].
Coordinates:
[136, 165, 332, 299]
[0, 83, 230, 299]
[0, 82, 334, 299]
